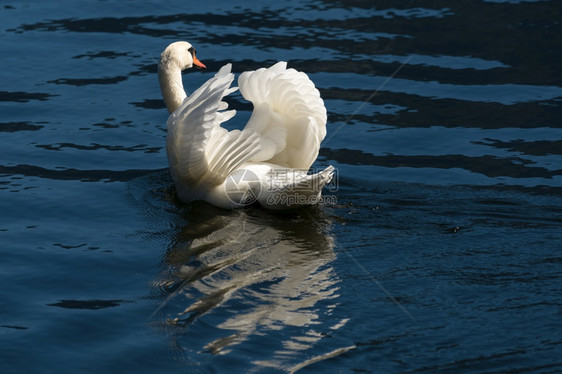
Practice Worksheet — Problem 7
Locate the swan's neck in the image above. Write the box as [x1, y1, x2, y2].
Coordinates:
[158, 59, 187, 114]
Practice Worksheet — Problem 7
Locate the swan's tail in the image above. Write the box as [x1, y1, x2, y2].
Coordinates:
[292, 165, 335, 195]
[259, 165, 335, 210]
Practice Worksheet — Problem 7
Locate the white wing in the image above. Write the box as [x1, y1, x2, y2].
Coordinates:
[166, 64, 261, 188]
[238, 62, 327, 170]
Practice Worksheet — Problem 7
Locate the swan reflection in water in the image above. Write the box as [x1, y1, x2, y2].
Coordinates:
[151, 199, 349, 369]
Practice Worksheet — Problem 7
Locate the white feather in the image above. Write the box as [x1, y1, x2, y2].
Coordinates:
[239, 62, 327, 169]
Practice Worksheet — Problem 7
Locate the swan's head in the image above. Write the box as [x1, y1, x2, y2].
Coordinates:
[158, 41, 207, 114]
[159, 41, 206, 71]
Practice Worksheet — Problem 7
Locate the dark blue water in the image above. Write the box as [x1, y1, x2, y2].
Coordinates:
[1, 0, 561, 372]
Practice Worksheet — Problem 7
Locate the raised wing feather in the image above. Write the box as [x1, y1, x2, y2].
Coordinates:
[238, 62, 327, 170]
[167, 64, 261, 188]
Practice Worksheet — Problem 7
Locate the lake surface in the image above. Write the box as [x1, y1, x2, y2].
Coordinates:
[1, 0, 561, 372]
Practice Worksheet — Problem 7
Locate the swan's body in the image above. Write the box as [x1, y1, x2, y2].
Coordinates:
[158, 41, 334, 209]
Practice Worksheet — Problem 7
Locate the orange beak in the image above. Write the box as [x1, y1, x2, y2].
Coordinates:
[193, 54, 206, 70]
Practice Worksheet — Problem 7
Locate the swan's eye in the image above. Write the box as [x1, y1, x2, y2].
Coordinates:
[188, 47, 196, 56]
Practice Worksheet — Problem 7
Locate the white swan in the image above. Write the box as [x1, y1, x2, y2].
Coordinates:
[158, 41, 334, 209]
